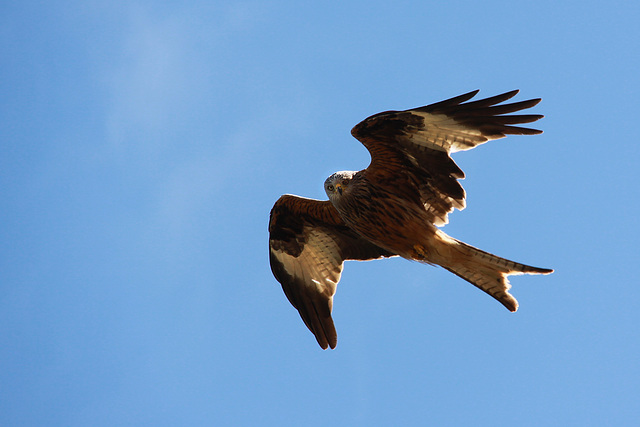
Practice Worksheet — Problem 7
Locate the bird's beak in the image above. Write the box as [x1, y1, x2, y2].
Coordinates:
[335, 184, 343, 195]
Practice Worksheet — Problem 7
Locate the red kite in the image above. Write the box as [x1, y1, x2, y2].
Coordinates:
[269, 90, 553, 349]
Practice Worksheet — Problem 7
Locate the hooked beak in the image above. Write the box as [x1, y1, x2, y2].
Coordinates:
[335, 184, 343, 195]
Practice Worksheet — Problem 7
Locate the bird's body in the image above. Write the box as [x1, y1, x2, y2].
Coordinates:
[326, 170, 438, 260]
[269, 90, 553, 349]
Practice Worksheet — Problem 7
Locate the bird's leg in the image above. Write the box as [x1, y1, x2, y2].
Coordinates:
[412, 243, 429, 261]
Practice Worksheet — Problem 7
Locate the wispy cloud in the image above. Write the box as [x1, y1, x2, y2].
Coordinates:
[104, 7, 203, 151]
[103, 2, 271, 154]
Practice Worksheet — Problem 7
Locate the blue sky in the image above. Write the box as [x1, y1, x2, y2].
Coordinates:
[2, 1, 639, 425]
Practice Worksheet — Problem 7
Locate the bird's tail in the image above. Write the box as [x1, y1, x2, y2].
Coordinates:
[426, 230, 553, 311]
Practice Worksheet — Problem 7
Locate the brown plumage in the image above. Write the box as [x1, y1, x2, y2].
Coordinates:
[269, 90, 553, 349]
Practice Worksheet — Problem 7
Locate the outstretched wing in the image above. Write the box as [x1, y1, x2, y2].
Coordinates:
[269, 194, 394, 349]
[351, 90, 543, 226]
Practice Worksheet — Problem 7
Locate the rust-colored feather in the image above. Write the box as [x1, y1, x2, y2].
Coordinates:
[270, 90, 552, 349]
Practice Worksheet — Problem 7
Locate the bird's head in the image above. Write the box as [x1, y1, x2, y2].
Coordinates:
[324, 171, 358, 201]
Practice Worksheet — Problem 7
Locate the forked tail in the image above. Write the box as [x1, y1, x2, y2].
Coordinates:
[431, 230, 553, 311]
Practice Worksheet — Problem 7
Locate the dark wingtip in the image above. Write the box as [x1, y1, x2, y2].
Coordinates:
[508, 126, 544, 135]
[415, 89, 480, 111]
[315, 331, 337, 350]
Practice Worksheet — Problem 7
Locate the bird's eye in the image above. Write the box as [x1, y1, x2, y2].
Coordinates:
[327, 185, 334, 191]
[342, 179, 349, 186]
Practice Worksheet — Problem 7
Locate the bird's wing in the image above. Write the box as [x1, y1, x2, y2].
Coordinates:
[351, 90, 543, 226]
[269, 194, 395, 349]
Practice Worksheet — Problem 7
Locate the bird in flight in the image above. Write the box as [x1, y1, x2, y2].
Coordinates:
[268, 90, 553, 349]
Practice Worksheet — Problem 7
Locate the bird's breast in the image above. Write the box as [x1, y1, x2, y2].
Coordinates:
[334, 184, 434, 257]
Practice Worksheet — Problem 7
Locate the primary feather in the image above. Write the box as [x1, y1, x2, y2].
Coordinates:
[269, 90, 553, 349]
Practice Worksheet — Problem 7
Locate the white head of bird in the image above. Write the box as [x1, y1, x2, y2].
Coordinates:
[324, 171, 358, 201]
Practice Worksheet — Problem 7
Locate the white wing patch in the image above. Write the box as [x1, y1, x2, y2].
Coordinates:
[404, 112, 495, 153]
[271, 228, 344, 301]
